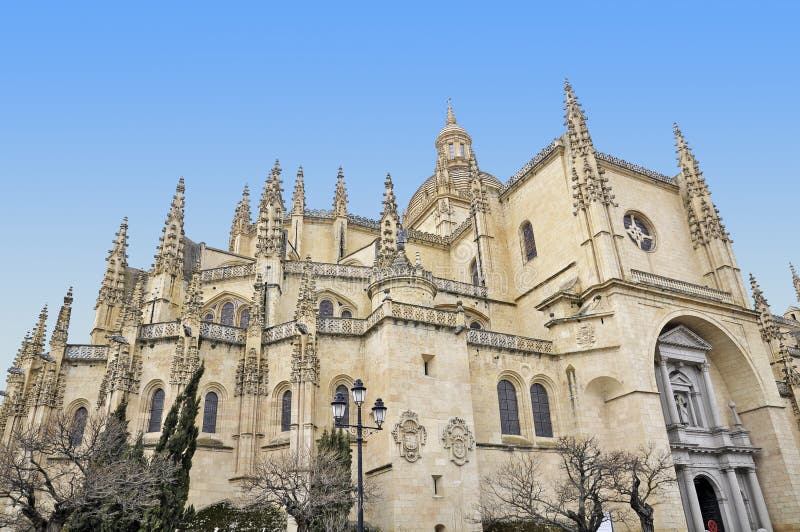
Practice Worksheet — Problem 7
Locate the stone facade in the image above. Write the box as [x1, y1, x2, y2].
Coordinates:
[3, 81, 800, 531]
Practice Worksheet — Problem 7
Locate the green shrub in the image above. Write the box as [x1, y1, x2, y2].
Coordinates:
[183, 501, 286, 531]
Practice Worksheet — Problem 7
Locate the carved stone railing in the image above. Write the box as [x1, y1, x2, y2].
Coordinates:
[449, 217, 473, 241]
[407, 228, 449, 247]
[139, 322, 182, 340]
[65, 345, 109, 361]
[284, 260, 372, 280]
[501, 140, 560, 195]
[773, 314, 800, 327]
[596, 152, 675, 185]
[201, 263, 255, 282]
[630, 270, 734, 304]
[364, 306, 386, 331]
[199, 321, 246, 344]
[262, 321, 298, 344]
[371, 264, 435, 285]
[348, 214, 381, 230]
[433, 277, 487, 298]
[317, 317, 366, 336]
[467, 329, 554, 355]
[388, 302, 459, 327]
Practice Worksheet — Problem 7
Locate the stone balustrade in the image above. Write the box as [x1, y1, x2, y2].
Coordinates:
[139, 321, 182, 340]
[466, 329, 554, 355]
[317, 317, 366, 336]
[200, 263, 255, 282]
[64, 344, 109, 361]
[283, 260, 372, 280]
[433, 277, 487, 298]
[199, 321, 246, 344]
[630, 269, 734, 304]
[387, 301, 459, 327]
[262, 321, 298, 344]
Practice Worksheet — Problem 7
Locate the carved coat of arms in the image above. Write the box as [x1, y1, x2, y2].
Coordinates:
[441, 417, 475, 466]
[392, 410, 427, 462]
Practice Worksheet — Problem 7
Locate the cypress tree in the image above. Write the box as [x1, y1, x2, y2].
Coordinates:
[312, 427, 354, 530]
[141, 362, 205, 531]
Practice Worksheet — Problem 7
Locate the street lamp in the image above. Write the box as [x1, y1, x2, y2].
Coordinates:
[331, 378, 387, 532]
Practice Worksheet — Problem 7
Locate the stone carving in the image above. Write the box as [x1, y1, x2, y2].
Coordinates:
[576, 323, 596, 348]
[201, 263, 255, 282]
[466, 329, 554, 355]
[392, 410, 427, 463]
[441, 417, 475, 466]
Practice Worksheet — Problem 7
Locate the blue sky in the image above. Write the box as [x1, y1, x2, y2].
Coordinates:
[0, 2, 798, 365]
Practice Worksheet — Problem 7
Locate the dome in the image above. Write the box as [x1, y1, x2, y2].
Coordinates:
[406, 167, 500, 222]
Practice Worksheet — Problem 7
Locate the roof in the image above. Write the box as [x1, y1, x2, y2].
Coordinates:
[406, 167, 500, 222]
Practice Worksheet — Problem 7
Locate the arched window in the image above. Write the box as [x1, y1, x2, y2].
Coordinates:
[497, 380, 521, 435]
[202, 392, 219, 433]
[334, 384, 350, 428]
[470, 259, 480, 286]
[148, 389, 165, 433]
[203, 312, 215, 322]
[530, 383, 553, 437]
[521, 221, 537, 262]
[70, 407, 88, 446]
[319, 300, 334, 318]
[220, 302, 235, 326]
[281, 390, 292, 432]
[239, 308, 250, 328]
[341, 309, 352, 319]
[469, 321, 482, 330]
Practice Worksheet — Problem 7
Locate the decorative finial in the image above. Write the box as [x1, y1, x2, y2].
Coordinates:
[446, 97, 456, 126]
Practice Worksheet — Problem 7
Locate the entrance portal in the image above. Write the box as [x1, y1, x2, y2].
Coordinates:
[695, 477, 725, 532]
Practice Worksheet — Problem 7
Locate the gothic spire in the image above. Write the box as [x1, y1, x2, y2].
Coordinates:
[153, 177, 186, 276]
[564, 79, 616, 213]
[333, 166, 348, 217]
[121, 274, 145, 328]
[750, 273, 782, 342]
[446, 100, 457, 126]
[229, 184, 252, 252]
[96, 217, 129, 308]
[256, 160, 285, 258]
[292, 165, 306, 216]
[49, 287, 73, 349]
[791, 263, 800, 303]
[376, 173, 400, 268]
[294, 256, 317, 325]
[673, 123, 730, 246]
[182, 260, 203, 321]
[31, 305, 48, 356]
[469, 151, 488, 213]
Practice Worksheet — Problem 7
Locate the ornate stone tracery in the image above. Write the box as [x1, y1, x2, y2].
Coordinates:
[392, 410, 427, 463]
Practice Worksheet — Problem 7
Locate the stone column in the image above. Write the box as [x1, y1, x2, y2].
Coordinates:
[680, 467, 706, 532]
[724, 467, 752, 531]
[745, 468, 772, 532]
[701, 362, 723, 428]
[659, 356, 680, 425]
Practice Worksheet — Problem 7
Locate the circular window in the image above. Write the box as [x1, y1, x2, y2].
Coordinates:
[623, 213, 655, 252]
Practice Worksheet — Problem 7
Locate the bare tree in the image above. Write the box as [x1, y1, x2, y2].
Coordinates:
[479, 436, 625, 532]
[609, 446, 676, 532]
[243, 448, 356, 532]
[0, 412, 176, 532]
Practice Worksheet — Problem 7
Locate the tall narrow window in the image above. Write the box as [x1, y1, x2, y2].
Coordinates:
[281, 390, 292, 432]
[521, 221, 537, 262]
[459, 143, 465, 157]
[497, 380, 521, 435]
[319, 300, 334, 318]
[220, 302, 235, 326]
[70, 407, 88, 446]
[202, 392, 219, 433]
[470, 259, 480, 286]
[335, 384, 350, 428]
[148, 389, 165, 433]
[448, 143, 455, 159]
[530, 384, 553, 437]
[239, 308, 250, 328]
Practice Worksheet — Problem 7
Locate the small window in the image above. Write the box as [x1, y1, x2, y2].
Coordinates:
[448, 143, 455, 159]
[470, 259, 480, 286]
[220, 302, 235, 326]
[202, 392, 219, 433]
[469, 321, 482, 330]
[319, 300, 334, 318]
[281, 390, 292, 432]
[521, 221, 537, 262]
[335, 384, 350, 428]
[148, 389, 165, 433]
[422, 354, 434, 377]
[459, 143, 465, 157]
[70, 407, 88, 446]
[239, 308, 250, 328]
[497, 380, 521, 435]
[432, 475, 442, 496]
[203, 312, 215, 322]
[623, 212, 656, 252]
[341, 310, 353, 319]
[530, 384, 553, 437]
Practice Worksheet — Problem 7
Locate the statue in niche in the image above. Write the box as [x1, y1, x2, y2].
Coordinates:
[674, 393, 691, 425]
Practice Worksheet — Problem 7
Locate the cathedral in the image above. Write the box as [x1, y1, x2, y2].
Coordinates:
[4, 81, 800, 531]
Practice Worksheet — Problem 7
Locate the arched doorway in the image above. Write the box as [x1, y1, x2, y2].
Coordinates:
[695, 476, 725, 532]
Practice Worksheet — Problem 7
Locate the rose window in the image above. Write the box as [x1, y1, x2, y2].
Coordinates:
[623, 213, 655, 252]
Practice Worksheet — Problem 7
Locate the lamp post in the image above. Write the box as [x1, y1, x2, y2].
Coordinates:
[331, 378, 387, 532]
